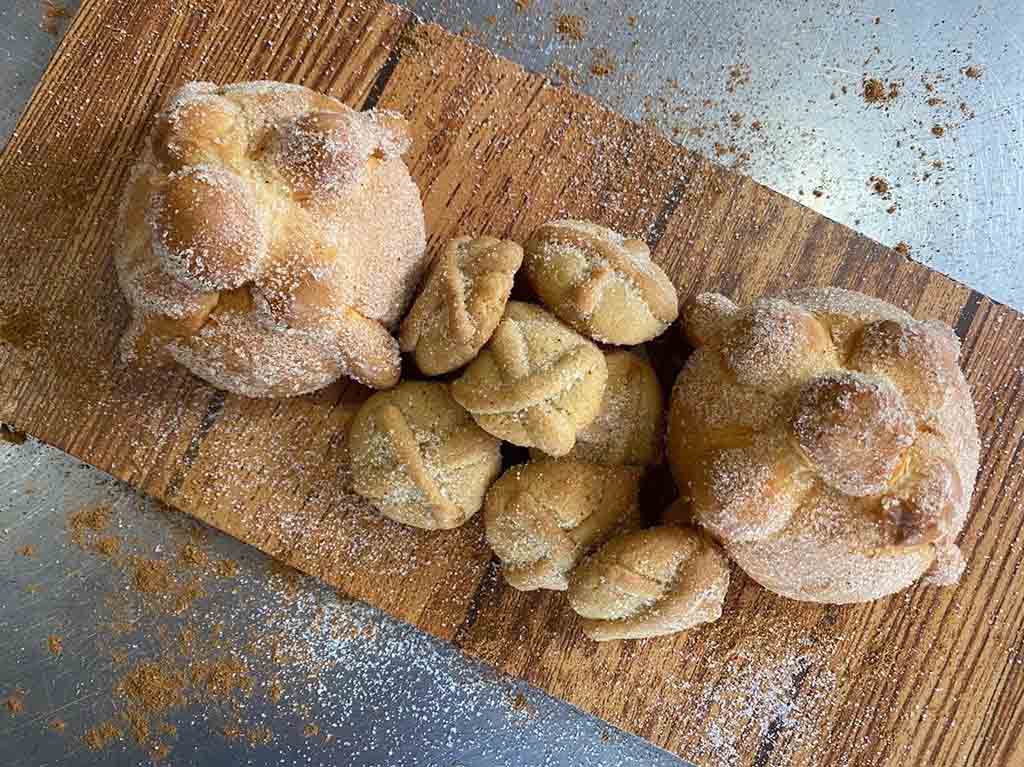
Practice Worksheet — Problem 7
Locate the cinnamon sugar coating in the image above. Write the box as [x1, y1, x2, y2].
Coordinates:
[116, 81, 428, 396]
[568, 524, 729, 641]
[524, 219, 679, 345]
[349, 382, 502, 530]
[668, 288, 980, 603]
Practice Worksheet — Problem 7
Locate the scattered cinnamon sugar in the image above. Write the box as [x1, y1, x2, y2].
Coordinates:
[870, 176, 891, 197]
[47, 634, 63, 656]
[931, 124, 945, 137]
[93, 535, 121, 557]
[268, 560, 303, 598]
[150, 743, 172, 762]
[510, 691, 538, 718]
[725, 64, 750, 93]
[247, 725, 273, 745]
[116, 661, 186, 713]
[267, 680, 284, 704]
[68, 504, 112, 548]
[84, 721, 121, 750]
[131, 558, 173, 594]
[589, 50, 617, 77]
[215, 558, 239, 577]
[190, 656, 253, 699]
[18, 544, 34, 557]
[895, 242, 911, 256]
[178, 541, 208, 568]
[0, 424, 27, 444]
[863, 78, 885, 102]
[6, 694, 25, 715]
[124, 709, 151, 744]
[962, 65, 983, 79]
[173, 580, 205, 613]
[40, 1, 69, 35]
[927, 96, 946, 107]
[555, 14, 586, 43]
[863, 78, 899, 104]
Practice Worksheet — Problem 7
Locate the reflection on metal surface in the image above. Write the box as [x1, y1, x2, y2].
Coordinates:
[0, 439, 682, 766]
[404, 0, 1024, 309]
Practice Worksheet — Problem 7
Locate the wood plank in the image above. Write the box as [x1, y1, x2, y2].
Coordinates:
[1, 2, 1022, 764]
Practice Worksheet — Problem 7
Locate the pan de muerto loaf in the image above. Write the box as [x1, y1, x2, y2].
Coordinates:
[484, 460, 643, 591]
[400, 235, 524, 375]
[523, 219, 679, 345]
[530, 349, 665, 467]
[668, 288, 980, 604]
[349, 382, 502, 530]
[451, 302, 607, 456]
[568, 524, 730, 641]
[116, 81, 428, 396]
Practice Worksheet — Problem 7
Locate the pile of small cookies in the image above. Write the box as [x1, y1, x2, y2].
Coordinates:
[349, 220, 731, 642]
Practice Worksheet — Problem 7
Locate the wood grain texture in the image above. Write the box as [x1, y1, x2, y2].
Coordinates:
[1, 2, 1022, 764]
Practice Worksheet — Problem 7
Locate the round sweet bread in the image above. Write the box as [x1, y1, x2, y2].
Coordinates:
[400, 235, 523, 375]
[568, 524, 730, 641]
[483, 460, 643, 591]
[530, 349, 664, 467]
[668, 288, 980, 604]
[349, 381, 502, 530]
[523, 219, 679, 345]
[451, 302, 607, 456]
[116, 81, 428, 396]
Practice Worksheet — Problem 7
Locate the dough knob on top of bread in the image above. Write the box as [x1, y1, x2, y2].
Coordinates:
[668, 288, 980, 604]
[349, 381, 502, 530]
[483, 460, 643, 591]
[451, 302, 607, 456]
[400, 235, 524, 375]
[524, 219, 679, 345]
[568, 524, 730, 641]
[116, 81, 428, 397]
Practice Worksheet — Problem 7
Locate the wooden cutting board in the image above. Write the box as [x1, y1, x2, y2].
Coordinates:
[2, 1, 1022, 764]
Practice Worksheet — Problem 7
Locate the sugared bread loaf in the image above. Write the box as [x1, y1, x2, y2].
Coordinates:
[668, 288, 980, 604]
[116, 81, 428, 396]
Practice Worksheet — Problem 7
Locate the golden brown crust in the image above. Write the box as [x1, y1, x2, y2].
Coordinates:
[483, 460, 643, 591]
[451, 302, 607, 456]
[349, 382, 502, 530]
[668, 288, 980, 604]
[524, 220, 679, 345]
[530, 349, 664, 466]
[400, 236, 524, 375]
[116, 81, 428, 397]
[568, 524, 730, 641]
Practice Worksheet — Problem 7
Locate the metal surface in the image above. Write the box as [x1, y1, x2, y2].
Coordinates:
[2, 1, 1022, 766]
[0, 438, 680, 767]
[407, 0, 1024, 310]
